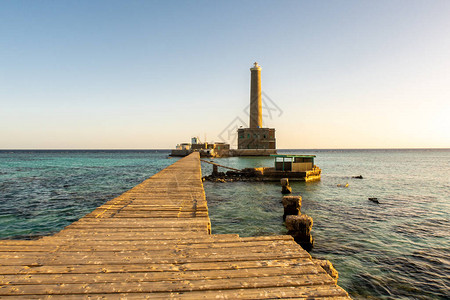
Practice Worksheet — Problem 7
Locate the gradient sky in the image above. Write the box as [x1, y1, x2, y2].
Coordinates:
[1, 0, 449, 149]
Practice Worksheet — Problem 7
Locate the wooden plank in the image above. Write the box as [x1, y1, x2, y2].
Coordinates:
[0, 258, 314, 275]
[0, 244, 307, 261]
[0, 240, 298, 253]
[0, 243, 304, 260]
[0, 274, 336, 295]
[0, 251, 308, 266]
[1, 264, 326, 285]
[2, 286, 349, 299]
[53, 228, 207, 235]
[0, 234, 242, 246]
[70, 218, 210, 223]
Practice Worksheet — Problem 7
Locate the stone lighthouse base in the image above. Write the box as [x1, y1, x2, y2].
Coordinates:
[230, 149, 277, 156]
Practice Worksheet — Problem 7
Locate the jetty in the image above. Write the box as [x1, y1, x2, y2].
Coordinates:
[202, 155, 321, 182]
[0, 153, 349, 298]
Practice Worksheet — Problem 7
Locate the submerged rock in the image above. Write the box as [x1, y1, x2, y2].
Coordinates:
[368, 197, 379, 204]
[281, 178, 292, 194]
[281, 185, 292, 194]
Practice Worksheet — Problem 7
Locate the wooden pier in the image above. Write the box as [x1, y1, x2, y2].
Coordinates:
[0, 153, 349, 299]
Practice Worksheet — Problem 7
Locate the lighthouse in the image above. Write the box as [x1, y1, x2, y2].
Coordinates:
[236, 62, 276, 155]
[249, 62, 262, 128]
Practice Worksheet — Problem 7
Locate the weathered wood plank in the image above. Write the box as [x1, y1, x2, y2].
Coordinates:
[0, 274, 336, 295]
[1, 286, 349, 299]
[0, 258, 314, 275]
[0, 244, 306, 261]
[1, 265, 326, 285]
[0, 250, 308, 266]
[0, 239, 298, 253]
[1, 242, 300, 254]
[0, 234, 242, 246]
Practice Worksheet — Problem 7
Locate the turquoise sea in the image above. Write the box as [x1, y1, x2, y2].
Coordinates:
[0, 149, 449, 299]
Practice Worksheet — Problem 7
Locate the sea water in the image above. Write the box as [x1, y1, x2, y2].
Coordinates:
[0, 149, 448, 299]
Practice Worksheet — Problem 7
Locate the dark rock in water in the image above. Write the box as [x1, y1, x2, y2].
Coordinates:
[281, 178, 292, 194]
[226, 171, 240, 176]
[368, 197, 379, 204]
[352, 175, 363, 179]
[203, 168, 261, 182]
[281, 185, 292, 194]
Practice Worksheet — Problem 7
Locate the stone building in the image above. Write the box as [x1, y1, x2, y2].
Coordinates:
[237, 128, 275, 149]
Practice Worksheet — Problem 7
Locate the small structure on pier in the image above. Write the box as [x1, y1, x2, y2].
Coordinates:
[273, 155, 316, 172]
[259, 154, 321, 181]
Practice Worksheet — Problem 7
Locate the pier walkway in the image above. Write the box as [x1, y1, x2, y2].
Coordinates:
[0, 153, 349, 299]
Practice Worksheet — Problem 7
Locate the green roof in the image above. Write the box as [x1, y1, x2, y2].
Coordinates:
[270, 154, 316, 158]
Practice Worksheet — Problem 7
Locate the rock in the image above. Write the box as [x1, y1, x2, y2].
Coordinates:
[281, 178, 292, 194]
[282, 196, 302, 220]
[281, 185, 292, 194]
[312, 258, 339, 283]
[368, 197, 379, 204]
[352, 175, 363, 179]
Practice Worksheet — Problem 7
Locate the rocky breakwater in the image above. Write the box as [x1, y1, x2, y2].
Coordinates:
[202, 168, 264, 182]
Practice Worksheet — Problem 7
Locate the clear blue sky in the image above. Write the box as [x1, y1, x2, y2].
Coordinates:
[1, 0, 449, 149]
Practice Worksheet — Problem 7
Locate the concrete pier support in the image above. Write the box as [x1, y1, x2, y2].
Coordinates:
[250, 62, 262, 128]
[285, 214, 314, 251]
[282, 195, 302, 220]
